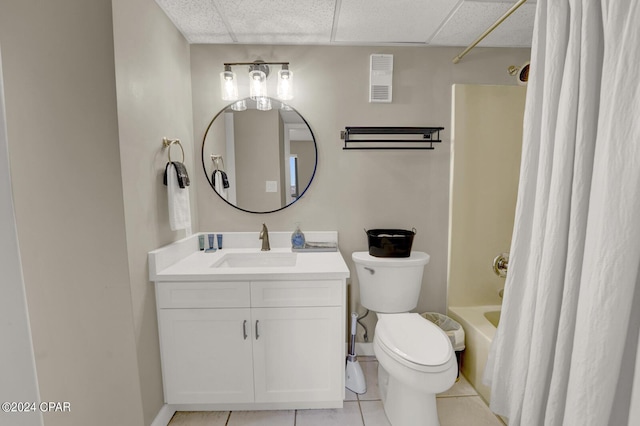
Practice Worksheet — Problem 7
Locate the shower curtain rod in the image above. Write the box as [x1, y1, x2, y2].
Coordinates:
[452, 0, 528, 64]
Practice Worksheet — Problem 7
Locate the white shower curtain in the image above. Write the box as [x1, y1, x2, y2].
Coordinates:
[484, 1, 640, 425]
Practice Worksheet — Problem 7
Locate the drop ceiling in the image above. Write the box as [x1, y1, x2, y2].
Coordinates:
[155, 0, 536, 47]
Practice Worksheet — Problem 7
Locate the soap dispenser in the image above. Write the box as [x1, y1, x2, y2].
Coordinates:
[291, 222, 306, 249]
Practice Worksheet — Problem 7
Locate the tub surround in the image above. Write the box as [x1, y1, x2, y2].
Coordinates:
[149, 232, 349, 415]
[448, 305, 501, 404]
[449, 85, 525, 307]
[446, 84, 524, 412]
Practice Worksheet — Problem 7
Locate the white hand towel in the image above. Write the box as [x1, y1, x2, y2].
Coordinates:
[167, 163, 191, 231]
[214, 170, 228, 200]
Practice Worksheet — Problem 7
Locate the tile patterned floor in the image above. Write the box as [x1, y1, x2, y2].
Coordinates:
[168, 356, 505, 426]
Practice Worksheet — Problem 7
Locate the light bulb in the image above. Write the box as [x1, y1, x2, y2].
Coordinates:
[249, 69, 267, 99]
[219, 68, 238, 101]
[277, 68, 293, 100]
[256, 97, 272, 111]
[230, 100, 247, 111]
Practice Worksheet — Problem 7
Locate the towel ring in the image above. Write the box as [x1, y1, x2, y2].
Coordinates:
[163, 137, 185, 163]
[211, 154, 225, 171]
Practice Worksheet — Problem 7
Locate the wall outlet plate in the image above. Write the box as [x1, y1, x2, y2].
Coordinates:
[266, 181, 278, 193]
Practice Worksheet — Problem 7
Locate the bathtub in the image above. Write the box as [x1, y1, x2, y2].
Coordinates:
[447, 305, 501, 403]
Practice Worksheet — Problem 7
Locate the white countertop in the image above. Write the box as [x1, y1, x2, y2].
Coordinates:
[149, 232, 350, 282]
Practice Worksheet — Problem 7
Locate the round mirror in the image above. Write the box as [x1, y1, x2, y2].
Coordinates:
[202, 98, 317, 214]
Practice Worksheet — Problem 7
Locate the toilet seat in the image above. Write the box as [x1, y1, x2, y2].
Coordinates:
[376, 313, 454, 373]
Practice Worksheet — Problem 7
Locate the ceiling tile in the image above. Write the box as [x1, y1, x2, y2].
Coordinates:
[153, 0, 534, 47]
[155, 0, 234, 43]
[333, 0, 459, 44]
[430, 0, 536, 47]
[214, 0, 335, 44]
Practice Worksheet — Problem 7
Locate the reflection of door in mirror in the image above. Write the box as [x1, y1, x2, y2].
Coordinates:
[289, 155, 299, 200]
[284, 123, 314, 205]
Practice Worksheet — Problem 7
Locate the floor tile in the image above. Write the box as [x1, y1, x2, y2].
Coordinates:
[437, 396, 504, 426]
[359, 355, 377, 362]
[296, 401, 363, 426]
[360, 400, 391, 426]
[345, 388, 359, 401]
[437, 374, 477, 397]
[357, 360, 381, 401]
[168, 411, 229, 425]
[227, 410, 294, 426]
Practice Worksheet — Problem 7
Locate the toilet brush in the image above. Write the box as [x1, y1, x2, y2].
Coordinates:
[345, 312, 366, 394]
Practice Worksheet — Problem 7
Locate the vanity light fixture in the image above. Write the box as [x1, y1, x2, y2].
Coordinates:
[220, 61, 293, 103]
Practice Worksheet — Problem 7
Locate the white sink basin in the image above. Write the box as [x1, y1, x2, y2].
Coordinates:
[212, 252, 298, 268]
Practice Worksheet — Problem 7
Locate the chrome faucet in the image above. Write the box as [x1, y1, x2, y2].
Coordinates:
[259, 223, 270, 251]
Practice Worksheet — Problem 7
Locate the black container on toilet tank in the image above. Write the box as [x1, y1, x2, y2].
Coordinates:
[365, 228, 416, 258]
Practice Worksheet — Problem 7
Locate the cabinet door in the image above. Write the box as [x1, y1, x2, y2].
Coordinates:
[252, 307, 342, 403]
[159, 308, 254, 404]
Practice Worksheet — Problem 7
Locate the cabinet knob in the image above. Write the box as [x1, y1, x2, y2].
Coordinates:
[243, 320, 248, 340]
[255, 320, 260, 340]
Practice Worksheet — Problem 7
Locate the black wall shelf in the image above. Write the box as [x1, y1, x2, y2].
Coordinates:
[341, 126, 444, 150]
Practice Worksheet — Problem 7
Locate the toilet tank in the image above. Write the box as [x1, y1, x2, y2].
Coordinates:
[352, 251, 430, 313]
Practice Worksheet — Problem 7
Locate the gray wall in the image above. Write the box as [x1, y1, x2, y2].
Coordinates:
[0, 0, 195, 424]
[112, 0, 195, 423]
[234, 109, 281, 211]
[0, 1, 144, 425]
[192, 45, 531, 340]
[0, 47, 43, 426]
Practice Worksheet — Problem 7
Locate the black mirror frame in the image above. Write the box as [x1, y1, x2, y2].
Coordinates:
[201, 98, 318, 214]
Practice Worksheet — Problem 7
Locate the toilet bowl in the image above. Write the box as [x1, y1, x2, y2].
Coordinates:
[374, 313, 457, 426]
[352, 251, 457, 426]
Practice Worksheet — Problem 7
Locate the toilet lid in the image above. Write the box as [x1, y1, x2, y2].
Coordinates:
[376, 313, 453, 370]
[352, 251, 430, 267]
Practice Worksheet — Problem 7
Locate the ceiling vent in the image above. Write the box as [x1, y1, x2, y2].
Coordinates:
[369, 54, 393, 103]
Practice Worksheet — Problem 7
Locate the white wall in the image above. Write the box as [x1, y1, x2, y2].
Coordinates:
[191, 45, 531, 340]
[0, 1, 144, 425]
[0, 46, 43, 426]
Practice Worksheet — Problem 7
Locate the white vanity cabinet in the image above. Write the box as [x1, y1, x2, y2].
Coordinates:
[156, 279, 345, 409]
[159, 307, 254, 404]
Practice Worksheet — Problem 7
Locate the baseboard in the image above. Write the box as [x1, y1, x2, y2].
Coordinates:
[150, 404, 175, 426]
[171, 400, 343, 411]
[356, 342, 374, 357]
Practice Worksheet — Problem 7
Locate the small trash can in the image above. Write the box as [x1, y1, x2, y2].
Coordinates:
[421, 312, 465, 379]
[365, 228, 416, 258]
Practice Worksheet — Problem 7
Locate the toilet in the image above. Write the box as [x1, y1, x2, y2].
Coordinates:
[352, 251, 457, 426]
